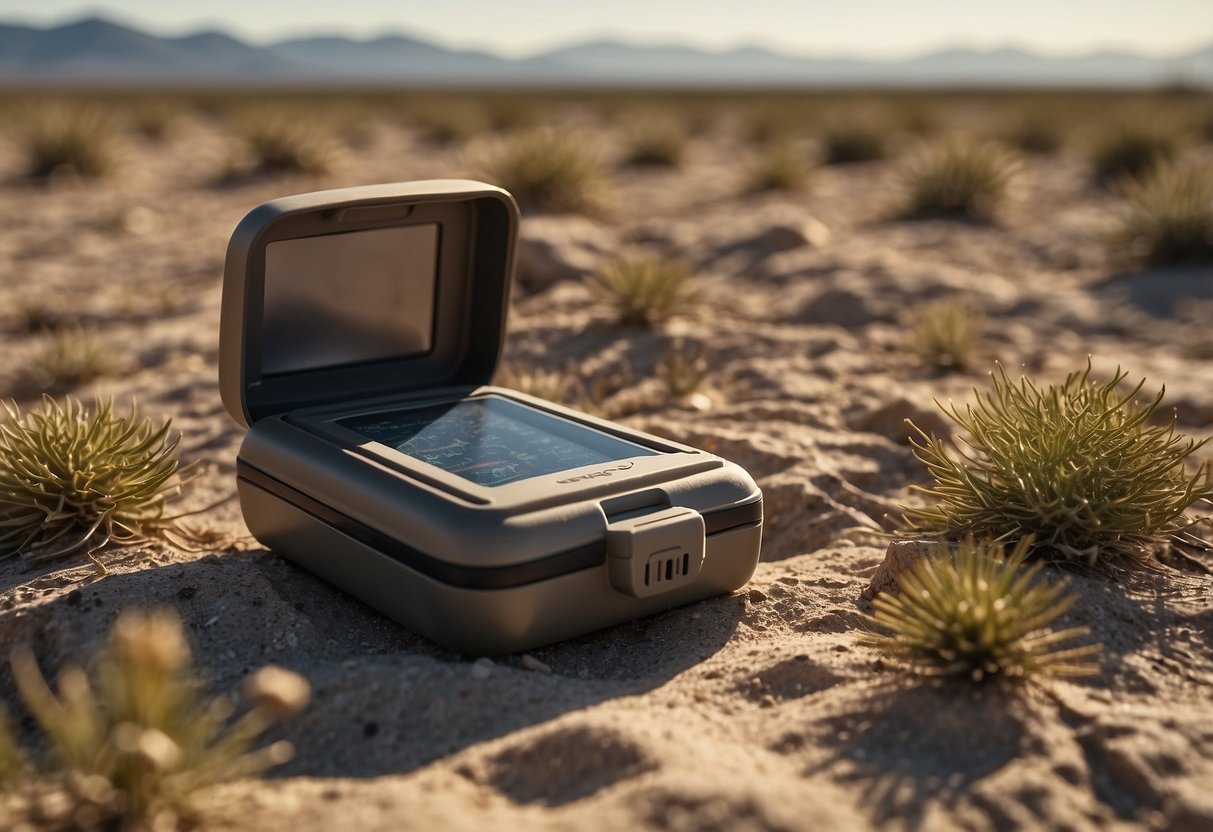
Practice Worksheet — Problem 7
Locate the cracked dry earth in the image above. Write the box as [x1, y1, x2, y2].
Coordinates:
[0, 115, 1211, 831]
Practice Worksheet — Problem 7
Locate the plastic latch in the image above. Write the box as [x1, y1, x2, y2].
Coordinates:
[606, 506, 705, 599]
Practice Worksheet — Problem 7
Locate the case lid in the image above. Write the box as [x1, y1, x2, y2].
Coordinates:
[219, 180, 519, 428]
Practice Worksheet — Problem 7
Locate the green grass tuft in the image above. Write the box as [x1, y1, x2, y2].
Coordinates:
[1118, 162, 1213, 265]
[20, 105, 121, 181]
[592, 256, 697, 327]
[899, 139, 1018, 220]
[0, 397, 190, 562]
[3, 609, 308, 828]
[861, 537, 1101, 682]
[477, 129, 607, 215]
[902, 362, 1213, 561]
[907, 298, 986, 372]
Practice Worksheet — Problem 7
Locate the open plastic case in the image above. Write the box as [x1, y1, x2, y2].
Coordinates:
[219, 180, 763, 654]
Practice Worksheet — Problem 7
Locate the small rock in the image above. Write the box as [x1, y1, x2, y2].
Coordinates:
[863, 539, 940, 599]
[760, 694, 778, 709]
[470, 658, 495, 680]
[796, 287, 885, 328]
[520, 654, 552, 674]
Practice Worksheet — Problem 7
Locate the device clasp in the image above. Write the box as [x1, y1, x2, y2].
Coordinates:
[606, 506, 705, 598]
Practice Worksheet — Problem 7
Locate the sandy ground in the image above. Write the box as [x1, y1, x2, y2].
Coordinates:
[0, 112, 1211, 830]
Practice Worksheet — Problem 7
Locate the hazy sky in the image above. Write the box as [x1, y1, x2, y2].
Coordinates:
[4, 1, 1212, 58]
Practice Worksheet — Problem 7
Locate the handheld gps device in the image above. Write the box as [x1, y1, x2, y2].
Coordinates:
[219, 180, 763, 654]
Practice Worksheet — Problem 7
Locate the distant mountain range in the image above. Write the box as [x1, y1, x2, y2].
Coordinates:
[1, 16, 1211, 87]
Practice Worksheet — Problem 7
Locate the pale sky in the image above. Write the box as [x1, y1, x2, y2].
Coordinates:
[2, 0, 1211, 59]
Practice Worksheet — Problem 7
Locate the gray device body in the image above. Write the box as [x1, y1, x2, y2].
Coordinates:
[219, 180, 763, 655]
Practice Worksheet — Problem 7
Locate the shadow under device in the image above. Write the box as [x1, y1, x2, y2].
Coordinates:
[219, 180, 763, 654]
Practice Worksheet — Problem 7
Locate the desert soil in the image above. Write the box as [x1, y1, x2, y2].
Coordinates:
[0, 111, 1211, 831]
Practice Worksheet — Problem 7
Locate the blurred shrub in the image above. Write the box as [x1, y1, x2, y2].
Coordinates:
[20, 105, 121, 180]
[899, 139, 1018, 220]
[228, 115, 335, 177]
[477, 129, 607, 214]
[1119, 162, 1213, 265]
[820, 115, 889, 164]
[1090, 122, 1177, 184]
[622, 116, 688, 168]
[747, 142, 812, 193]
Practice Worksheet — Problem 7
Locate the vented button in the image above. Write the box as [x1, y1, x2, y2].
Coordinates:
[605, 506, 705, 598]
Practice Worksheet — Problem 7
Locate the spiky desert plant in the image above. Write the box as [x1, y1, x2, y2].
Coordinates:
[20, 105, 121, 180]
[476, 129, 606, 215]
[0, 397, 190, 562]
[18, 326, 114, 396]
[903, 362, 1213, 561]
[622, 117, 688, 168]
[411, 103, 487, 146]
[820, 116, 889, 164]
[907, 298, 986, 371]
[1118, 162, 1213, 265]
[1091, 123, 1177, 184]
[747, 142, 811, 193]
[592, 256, 696, 327]
[900, 139, 1018, 220]
[496, 364, 584, 406]
[6, 609, 308, 829]
[232, 116, 334, 176]
[861, 537, 1100, 681]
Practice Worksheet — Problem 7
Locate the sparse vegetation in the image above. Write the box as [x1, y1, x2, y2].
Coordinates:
[747, 142, 811, 193]
[2, 609, 308, 829]
[592, 256, 696, 327]
[410, 103, 487, 145]
[1004, 111, 1064, 154]
[496, 364, 584, 406]
[903, 362, 1213, 562]
[18, 326, 115, 395]
[907, 298, 986, 371]
[861, 537, 1101, 681]
[230, 116, 335, 177]
[1118, 162, 1213, 265]
[20, 105, 121, 180]
[622, 117, 688, 168]
[477, 129, 607, 214]
[0, 397, 190, 562]
[1091, 123, 1177, 184]
[655, 341, 712, 407]
[899, 139, 1017, 220]
[820, 116, 889, 164]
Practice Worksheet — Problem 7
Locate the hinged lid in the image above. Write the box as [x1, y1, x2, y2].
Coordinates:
[219, 180, 519, 428]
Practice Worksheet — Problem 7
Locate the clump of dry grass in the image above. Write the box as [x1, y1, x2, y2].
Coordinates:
[128, 102, 183, 142]
[903, 362, 1213, 562]
[496, 364, 585, 407]
[1090, 123, 1177, 184]
[477, 129, 607, 214]
[1, 609, 308, 830]
[621, 117, 688, 168]
[655, 341, 715, 410]
[747, 143, 811, 193]
[820, 116, 889, 164]
[0, 397, 195, 563]
[1118, 162, 1213, 265]
[228, 116, 335, 177]
[899, 139, 1018, 220]
[592, 256, 696, 327]
[907, 298, 986, 372]
[1004, 110, 1064, 155]
[20, 105, 121, 181]
[410, 103, 487, 145]
[861, 537, 1100, 682]
[18, 326, 114, 396]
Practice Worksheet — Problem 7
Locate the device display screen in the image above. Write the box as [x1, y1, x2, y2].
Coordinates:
[261, 224, 438, 375]
[339, 397, 656, 487]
